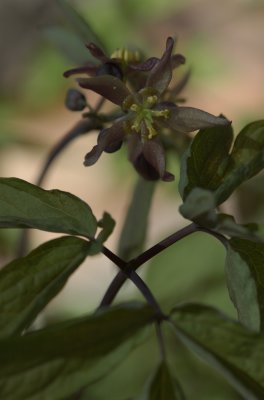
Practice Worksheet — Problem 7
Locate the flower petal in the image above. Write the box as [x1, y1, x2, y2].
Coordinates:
[84, 121, 125, 166]
[77, 76, 130, 105]
[127, 135, 156, 180]
[97, 126, 123, 153]
[143, 139, 175, 181]
[129, 57, 159, 72]
[86, 43, 109, 63]
[63, 63, 98, 78]
[171, 54, 186, 69]
[142, 139, 166, 178]
[146, 37, 174, 94]
[163, 104, 230, 133]
[127, 135, 174, 181]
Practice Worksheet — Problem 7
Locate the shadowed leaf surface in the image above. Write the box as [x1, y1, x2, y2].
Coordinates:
[0, 303, 154, 400]
[179, 123, 233, 200]
[171, 303, 264, 399]
[0, 178, 97, 238]
[226, 238, 264, 332]
[0, 236, 100, 338]
[146, 361, 185, 399]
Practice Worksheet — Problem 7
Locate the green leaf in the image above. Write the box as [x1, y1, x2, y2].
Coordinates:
[118, 178, 156, 261]
[179, 120, 264, 206]
[179, 188, 217, 225]
[96, 212, 116, 243]
[43, 26, 92, 64]
[56, 0, 105, 50]
[0, 236, 99, 338]
[0, 303, 154, 400]
[215, 120, 264, 204]
[171, 303, 264, 399]
[179, 188, 264, 242]
[215, 214, 262, 241]
[179, 123, 233, 200]
[0, 178, 97, 238]
[147, 362, 185, 399]
[226, 238, 264, 332]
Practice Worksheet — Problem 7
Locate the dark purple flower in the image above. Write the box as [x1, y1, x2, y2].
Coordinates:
[65, 37, 230, 181]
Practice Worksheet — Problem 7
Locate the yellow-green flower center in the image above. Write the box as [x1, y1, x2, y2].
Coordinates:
[129, 95, 169, 140]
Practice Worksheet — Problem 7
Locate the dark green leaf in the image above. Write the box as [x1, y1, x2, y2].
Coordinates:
[0, 303, 154, 400]
[118, 178, 156, 261]
[56, 0, 105, 50]
[96, 212, 115, 243]
[179, 120, 264, 206]
[226, 238, 264, 332]
[43, 27, 91, 64]
[147, 362, 185, 399]
[215, 120, 264, 204]
[0, 236, 99, 338]
[171, 303, 264, 399]
[0, 178, 97, 238]
[179, 123, 233, 200]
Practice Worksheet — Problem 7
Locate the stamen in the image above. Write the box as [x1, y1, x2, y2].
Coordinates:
[130, 103, 140, 112]
[151, 109, 170, 119]
[146, 95, 158, 107]
[145, 120, 158, 139]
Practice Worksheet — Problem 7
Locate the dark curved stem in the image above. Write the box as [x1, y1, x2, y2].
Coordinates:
[36, 118, 102, 186]
[130, 222, 197, 268]
[99, 223, 197, 307]
[16, 118, 103, 258]
[101, 245, 165, 318]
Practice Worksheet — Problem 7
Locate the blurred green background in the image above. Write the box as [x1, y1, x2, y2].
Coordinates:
[0, 0, 264, 398]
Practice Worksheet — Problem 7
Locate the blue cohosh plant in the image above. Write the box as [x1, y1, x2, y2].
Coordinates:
[0, 3, 264, 399]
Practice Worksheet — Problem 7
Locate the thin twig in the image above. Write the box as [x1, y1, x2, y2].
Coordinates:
[101, 245, 165, 318]
[99, 223, 197, 307]
[130, 223, 197, 269]
[36, 118, 102, 186]
[16, 119, 103, 258]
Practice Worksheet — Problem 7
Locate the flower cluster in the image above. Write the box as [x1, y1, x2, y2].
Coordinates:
[64, 37, 229, 181]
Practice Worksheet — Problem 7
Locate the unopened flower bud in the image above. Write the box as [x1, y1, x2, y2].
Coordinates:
[96, 62, 123, 80]
[65, 89, 87, 111]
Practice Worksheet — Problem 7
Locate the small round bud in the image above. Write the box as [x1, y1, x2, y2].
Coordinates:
[65, 89, 86, 111]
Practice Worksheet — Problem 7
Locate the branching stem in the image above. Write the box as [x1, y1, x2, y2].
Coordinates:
[99, 223, 197, 307]
[101, 245, 165, 319]
[99, 222, 228, 308]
